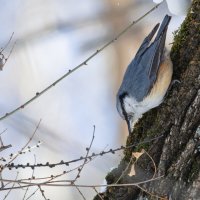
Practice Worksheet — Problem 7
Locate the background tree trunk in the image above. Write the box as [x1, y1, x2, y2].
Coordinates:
[94, 0, 200, 199]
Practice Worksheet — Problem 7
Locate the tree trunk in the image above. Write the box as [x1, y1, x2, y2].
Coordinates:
[94, 0, 200, 199]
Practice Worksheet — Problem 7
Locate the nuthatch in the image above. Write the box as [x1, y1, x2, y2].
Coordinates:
[116, 15, 173, 134]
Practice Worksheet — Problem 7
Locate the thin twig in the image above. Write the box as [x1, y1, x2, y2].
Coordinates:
[0, 32, 14, 53]
[14, 144, 105, 186]
[93, 187, 104, 200]
[0, 130, 11, 153]
[0, 3, 162, 121]
[0, 173, 4, 189]
[73, 125, 95, 183]
[144, 149, 157, 179]
[38, 185, 48, 200]
[3, 172, 19, 200]
[73, 184, 86, 200]
[26, 188, 39, 200]
[116, 150, 157, 184]
[136, 184, 166, 200]
[72, 126, 95, 199]
[22, 134, 102, 190]
[0, 33, 16, 70]
[8, 141, 42, 161]
[0, 144, 12, 153]
[0, 175, 164, 190]
[3, 41, 17, 67]
[6, 134, 163, 169]
[23, 155, 36, 200]
[0, 132, 11, 153]
[2, 119, 41, 172]
[115, 157, 133, 183]
[0, 129, 7, 136]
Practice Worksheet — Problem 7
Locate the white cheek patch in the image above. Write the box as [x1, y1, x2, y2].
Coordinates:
[123, 96, 138, 114]
[123, 94, 163, 118]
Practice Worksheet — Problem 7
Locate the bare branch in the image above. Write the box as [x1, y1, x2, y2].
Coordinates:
[3, 172, 19, 200]
[0, 175, 164, 190]
[6, 134, 163, 170]
[1, 40, 17, 68]
[0, 32, 14, 53]
[136, 184, 166, 199]
[22, 155, 36, 200]
[0, 129, 7, 136]
[93, 187, 104, 200]
[0, 130, 12, 152]
[0, 144, 12, 153]
[143, 149, 157, 179]
[71, 126, 95, 199]
[73, 184, 86, 200]
[0, 32, 16, 70]
[38, 185, 48, 200]
[25, 188, 39, 200]
[115, 157, 133, 183]
[72, 125, 95, 183]
[1, 119, 41, 172]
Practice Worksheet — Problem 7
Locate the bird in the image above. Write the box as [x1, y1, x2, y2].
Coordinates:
[116, 15, 173, 134]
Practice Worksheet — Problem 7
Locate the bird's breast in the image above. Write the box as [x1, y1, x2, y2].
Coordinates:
[141, 55, 173, 111]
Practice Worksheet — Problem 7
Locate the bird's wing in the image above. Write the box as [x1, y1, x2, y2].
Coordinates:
[134, 23, 160, 58]
[147, 15, 171, 81]
[118, 15, 171, 102]
[136, 15, 171, 98]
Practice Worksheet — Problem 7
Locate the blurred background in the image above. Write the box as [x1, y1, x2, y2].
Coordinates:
[0, 0, 186, 199]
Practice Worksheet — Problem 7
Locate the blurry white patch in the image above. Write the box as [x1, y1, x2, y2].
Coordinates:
[166, 0, 191, 15]
[153, 0, 163, 3]
[99, 167, 115, 193]
[153, 0, 191, 16]
[100, 178, 107, 193]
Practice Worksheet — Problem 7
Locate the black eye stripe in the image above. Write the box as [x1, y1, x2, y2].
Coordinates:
[119, 92, 129, 122]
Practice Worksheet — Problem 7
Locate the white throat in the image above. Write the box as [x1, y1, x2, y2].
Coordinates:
[123, 94, 164, 121]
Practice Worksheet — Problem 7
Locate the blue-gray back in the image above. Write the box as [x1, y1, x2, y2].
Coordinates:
[117, 15, 171, 102]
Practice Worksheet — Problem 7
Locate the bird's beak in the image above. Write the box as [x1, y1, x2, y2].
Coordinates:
[126, 119, 133, 135]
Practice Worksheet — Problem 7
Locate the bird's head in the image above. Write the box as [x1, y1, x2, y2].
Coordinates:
[117, 93, 139, 134]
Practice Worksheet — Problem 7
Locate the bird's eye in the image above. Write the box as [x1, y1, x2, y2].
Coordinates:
[127, 114, 133, 120]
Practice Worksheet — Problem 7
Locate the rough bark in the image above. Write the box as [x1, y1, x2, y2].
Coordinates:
[94, 0, 200, 199]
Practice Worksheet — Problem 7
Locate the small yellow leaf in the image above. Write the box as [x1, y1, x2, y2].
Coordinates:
[132, 149, 145, 160]
[128, 164, 135, 176]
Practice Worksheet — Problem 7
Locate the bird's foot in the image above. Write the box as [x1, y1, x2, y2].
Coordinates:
[168, 79, 181, 92]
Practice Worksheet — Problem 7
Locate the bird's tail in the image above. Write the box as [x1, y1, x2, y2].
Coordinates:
[135, 15, 171, 59]
[155, 15, 171, 41]
[148, 15, 171, 84]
